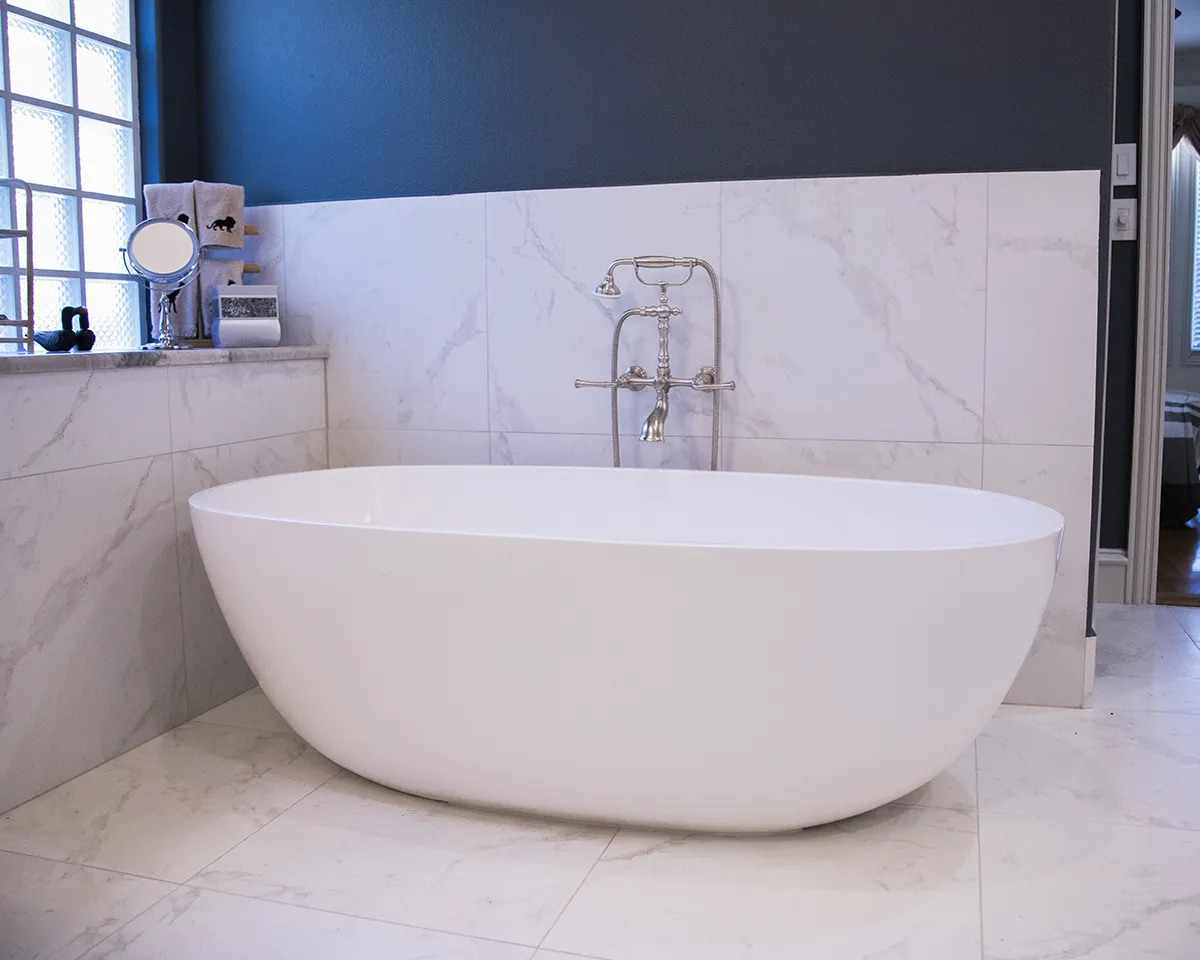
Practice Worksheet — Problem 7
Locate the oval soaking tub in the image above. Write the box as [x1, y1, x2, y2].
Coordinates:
[190, 465, 1062, 834]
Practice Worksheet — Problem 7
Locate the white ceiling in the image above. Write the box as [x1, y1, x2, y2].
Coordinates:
[1178, 1, 1200, 50]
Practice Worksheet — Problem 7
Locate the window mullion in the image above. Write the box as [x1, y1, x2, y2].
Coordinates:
[68, 0, 83, 303]
[1, 7, 20, 304]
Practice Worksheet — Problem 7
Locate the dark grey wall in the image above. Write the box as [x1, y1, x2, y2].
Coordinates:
[194, 1, 1116, 203]
[1100, 0, 1141, 553]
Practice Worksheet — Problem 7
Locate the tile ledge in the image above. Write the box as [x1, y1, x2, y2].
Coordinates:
[0, 345, 329, 375]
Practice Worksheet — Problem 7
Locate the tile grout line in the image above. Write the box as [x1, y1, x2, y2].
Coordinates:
[176, 765, 343, 888]
[318, 426, 1093, 448]
[981, 173, 991, 453]
[534, 831, 618, 951]
[0, 847, 180, 886]
[1, 427, 327, 483]
[484, 192, 493, 464]
[974, 739, 986, 960]
[167, 448, 191, 721]
[1164, 606, 1200, 652]
[168, 881, 546, 955]
[972, 805, 1200, 835]
[163, 366, 191, 719]
[178, 715, 285, 735]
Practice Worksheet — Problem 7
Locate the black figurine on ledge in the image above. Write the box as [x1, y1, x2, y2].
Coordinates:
[34, 306, 95, 352]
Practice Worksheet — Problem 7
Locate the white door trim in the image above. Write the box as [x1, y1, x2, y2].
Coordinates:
[1127, 0, 1175, 603]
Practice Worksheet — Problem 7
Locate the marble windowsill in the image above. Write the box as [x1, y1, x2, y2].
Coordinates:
[0, 345, 329, 376]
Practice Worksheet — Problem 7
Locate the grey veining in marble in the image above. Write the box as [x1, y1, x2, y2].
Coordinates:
[721, 173, 988, 444]
[166, 359, 327, 451]
[283, 193, 488, 433]
[0, 367, 171, 480]
[0, 455, 186, 813]
[0, 344, 328, 375]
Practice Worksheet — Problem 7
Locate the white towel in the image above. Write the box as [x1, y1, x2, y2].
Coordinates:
[194, 181, 245, 248]
[143, 181, 196, 228]
[199, 256, 245, 338]
[151, 280, 200, 340]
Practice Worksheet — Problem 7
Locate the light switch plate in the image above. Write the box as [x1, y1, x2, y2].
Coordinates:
[1113, 143, 1138, 187]
[1111, 197, 1138, 241]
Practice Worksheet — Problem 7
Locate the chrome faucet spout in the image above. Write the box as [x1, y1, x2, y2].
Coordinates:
[641, 389, 668, 442]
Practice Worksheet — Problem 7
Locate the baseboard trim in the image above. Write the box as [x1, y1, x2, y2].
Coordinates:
[1095, 548, 1130, 604]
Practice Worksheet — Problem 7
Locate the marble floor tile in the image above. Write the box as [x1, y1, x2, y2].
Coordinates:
[0, 851, 174, 960]
[191, 772, 616, 946]
[892, 743, 977, 814]
[542, 805, 981, 960]
[532, 955, 604, 960]
[0, 722, 337, 883]
[980, 812, 1200, 959]
[1093, 605, 1200, 680]
[79, 887, 535, 960]
[532, 954, 605, 960]
[977, 705, 1200, 830]
[1165, 604, 1200, 644]
[192, 687, 293, 734]
[1090, 673, 1200, 714]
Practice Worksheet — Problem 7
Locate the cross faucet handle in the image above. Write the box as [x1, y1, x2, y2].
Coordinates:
[689, 366, 736, 392]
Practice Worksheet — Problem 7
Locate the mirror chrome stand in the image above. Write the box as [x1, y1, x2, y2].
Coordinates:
[575, 257, 734, 471]
[121, 217, 202, 351]
[144, 275, 199, 351]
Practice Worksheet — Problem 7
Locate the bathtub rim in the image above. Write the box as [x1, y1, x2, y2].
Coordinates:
[188, 463, 1066, 555]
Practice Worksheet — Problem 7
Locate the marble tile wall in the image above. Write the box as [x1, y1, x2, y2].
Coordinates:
[269, 168, 1101, 709]
[0, 359, 328, 812]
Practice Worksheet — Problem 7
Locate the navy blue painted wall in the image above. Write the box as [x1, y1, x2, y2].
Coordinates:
[196, 1, 1117, 204]
[138, 0, 201, 186]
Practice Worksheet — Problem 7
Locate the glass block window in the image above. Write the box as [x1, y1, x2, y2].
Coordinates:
[1, 0, 140, 353]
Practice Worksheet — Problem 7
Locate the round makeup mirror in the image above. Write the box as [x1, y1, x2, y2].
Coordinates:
[122, 217, 201, 350]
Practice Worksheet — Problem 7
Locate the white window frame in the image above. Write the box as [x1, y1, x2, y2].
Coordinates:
[0, 0, 143, 345]
[1188, 145, 1200, 365]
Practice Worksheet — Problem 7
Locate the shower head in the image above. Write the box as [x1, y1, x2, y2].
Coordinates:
[594, 274, 622, 298]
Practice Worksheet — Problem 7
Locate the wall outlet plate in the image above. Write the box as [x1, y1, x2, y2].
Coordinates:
[1113, 143, 1138, 187]
[1111, 197, 1138, 241]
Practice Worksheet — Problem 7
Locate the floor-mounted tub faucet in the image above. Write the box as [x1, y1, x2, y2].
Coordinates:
[575, 256, 734, 470]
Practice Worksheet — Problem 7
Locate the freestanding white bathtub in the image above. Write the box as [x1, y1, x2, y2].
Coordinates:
[190, 465, 1062, 833]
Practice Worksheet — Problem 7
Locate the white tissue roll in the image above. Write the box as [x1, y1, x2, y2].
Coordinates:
[213, 315, 281, 348]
